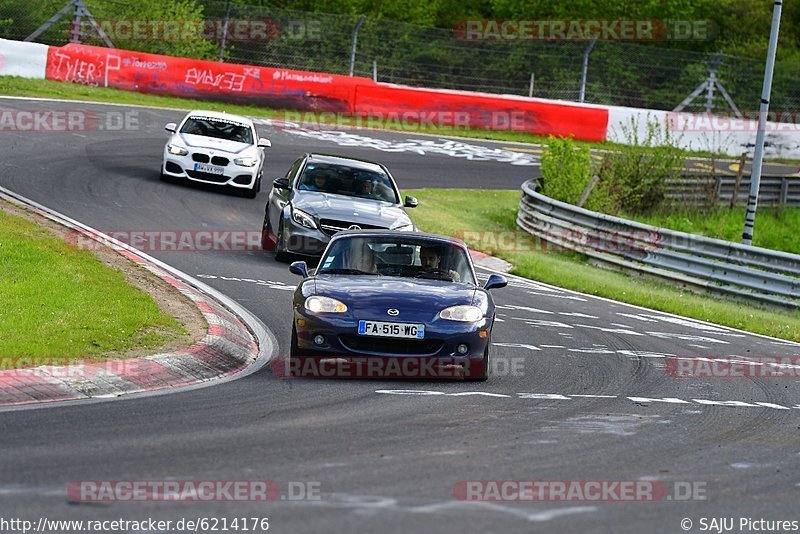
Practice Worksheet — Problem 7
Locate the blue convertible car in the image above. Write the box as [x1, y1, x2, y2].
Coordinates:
[286, 231, 507, 381]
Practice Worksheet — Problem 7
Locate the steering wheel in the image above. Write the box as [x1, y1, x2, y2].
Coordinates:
[416, 268, 452, 280]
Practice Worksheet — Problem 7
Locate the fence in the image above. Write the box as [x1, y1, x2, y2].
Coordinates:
[5, 0, 800, 114]
[670, 174, 800, 206]
[517, 179, 800, 310]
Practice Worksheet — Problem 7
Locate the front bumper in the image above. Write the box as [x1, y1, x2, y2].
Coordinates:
[280, 216, 331, 257]
[162, 149, 258, 189]
[288, 309, 491, 378]
[294, 309, 491, 360]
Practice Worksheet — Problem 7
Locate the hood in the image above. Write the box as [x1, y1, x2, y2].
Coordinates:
[173, 133, 254, 155]
[313, 275, 477, 314]
[293, 192, 412, 229]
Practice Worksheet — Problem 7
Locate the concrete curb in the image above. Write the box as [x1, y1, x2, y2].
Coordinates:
[0, 187, 270, 407]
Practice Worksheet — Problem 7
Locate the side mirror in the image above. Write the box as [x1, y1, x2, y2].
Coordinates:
[258, 138, 272, 148]
[165, 122, 177, 133]
[289, 261, 309, 278]
[484, 274, 507, 290]
[272, 177, 290, 189]
[404, 195, 418, 208]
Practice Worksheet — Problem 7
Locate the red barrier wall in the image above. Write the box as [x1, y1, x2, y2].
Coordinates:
[45, 43, 371, 112]
[354, 84, 609, 141]
[42, 42, 609, 141]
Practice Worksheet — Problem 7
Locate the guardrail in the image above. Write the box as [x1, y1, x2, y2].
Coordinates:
[669, 174, 800, 206]
[516, 179, 800, 310]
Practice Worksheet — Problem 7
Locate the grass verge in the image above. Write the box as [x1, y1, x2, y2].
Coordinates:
[404, 188, 800, 342]
[628, 205, 800, 255]
[0, 203, 185, 365]
[0, 76, 760, 161]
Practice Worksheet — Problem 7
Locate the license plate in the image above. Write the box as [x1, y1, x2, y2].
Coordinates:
[358, 320, 425, 339]
[194, 163, 225, 175]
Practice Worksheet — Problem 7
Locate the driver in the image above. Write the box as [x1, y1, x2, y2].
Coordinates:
[300, 170, 331, 192]
[359, 180, 374, 197]
[419, 246, 460, 282]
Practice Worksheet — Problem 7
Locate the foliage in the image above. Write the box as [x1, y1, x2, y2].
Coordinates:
[539, 136, 594, 204]
[589, 116, 686, 214]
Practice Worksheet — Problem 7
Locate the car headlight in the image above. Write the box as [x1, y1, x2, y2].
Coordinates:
[291, 207, 317, 229]
[439, 305, 483, 322]
[234, 157, 258, 167]
[393, 223, 415, 232]
[305, 296, 348, 313]
[167, 144, 188, 156]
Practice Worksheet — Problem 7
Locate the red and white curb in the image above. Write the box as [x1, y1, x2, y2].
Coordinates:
[0, 187, 274, 407]
[469, 249, 512, 273]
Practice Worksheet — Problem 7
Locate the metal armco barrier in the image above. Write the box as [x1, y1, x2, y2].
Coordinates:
[517, 179, 800, 309]
[669, 174, 800, 206]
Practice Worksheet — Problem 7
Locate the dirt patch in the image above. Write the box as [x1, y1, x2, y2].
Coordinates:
[0, 199, 207, 363]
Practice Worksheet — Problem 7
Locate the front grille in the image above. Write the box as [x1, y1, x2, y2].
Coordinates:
[339, 335, 443, 355]
[211, 156, 229, 166]
[192, 153, 209, 163]
[318, 219, 385, 237]
[186, 170, 229, 183]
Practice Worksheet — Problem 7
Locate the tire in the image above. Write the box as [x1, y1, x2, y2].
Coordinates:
[274, 219, 289, 262]
[261, 215, 276, 251]
[290, 324, 300, 357]
[466, 344, 490, 382]
[242, 185, 258, 199]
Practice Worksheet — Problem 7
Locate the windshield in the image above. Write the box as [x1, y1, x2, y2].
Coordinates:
[318, 236, 476, 285]
[180, 116, 254, 144]
[296, 163, 399, 203]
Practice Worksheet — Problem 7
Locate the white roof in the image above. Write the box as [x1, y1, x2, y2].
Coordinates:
[185, 110, 254, 127]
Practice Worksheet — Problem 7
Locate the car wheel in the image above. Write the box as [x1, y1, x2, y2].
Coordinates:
[466, 344, 490, 382]
[242, 185, 258, 199]
[261, 215, 276, 251]
[274, 219, 289, 262]
[290, 324, 300, 357]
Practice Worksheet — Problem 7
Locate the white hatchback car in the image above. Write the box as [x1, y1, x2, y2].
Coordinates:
[161, 110, 271, 198]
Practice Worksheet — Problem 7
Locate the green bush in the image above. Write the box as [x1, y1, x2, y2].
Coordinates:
[591, 116, 685, 214]
[539, 136, 593, 204]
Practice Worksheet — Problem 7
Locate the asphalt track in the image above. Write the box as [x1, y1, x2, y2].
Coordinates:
[2, 98, 800, 533]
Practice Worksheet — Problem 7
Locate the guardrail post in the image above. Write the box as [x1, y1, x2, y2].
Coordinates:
[780, 177, 789, 206]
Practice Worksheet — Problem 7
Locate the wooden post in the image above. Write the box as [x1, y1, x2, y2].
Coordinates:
[730, 152, 747, 209]
[577, 175, 600, 208]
